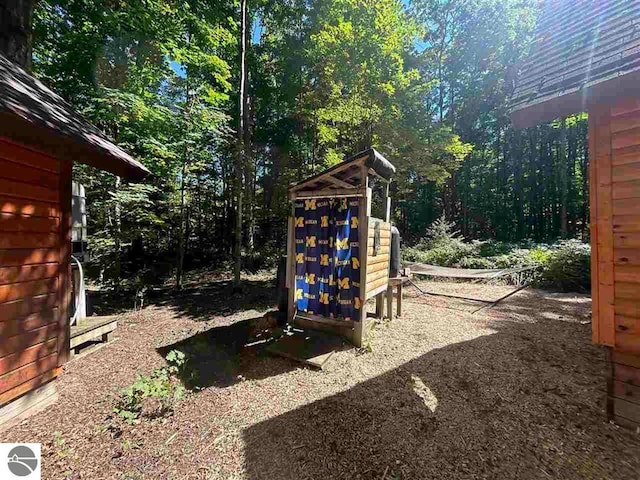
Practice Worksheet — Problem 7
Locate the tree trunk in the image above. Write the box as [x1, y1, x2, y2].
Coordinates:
[559, 117, 568, 238]
[0, 0, 34, 70]
[233, 0, 248, 289]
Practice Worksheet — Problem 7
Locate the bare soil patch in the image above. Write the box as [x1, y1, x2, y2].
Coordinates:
[3, 278, 639, 479]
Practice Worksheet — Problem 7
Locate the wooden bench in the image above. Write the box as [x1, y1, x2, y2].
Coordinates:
[70, 316, 117, 355]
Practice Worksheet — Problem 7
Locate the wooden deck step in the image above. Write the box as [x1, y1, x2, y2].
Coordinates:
[70, 316, 117, 349]
[266, 329, 346, 369]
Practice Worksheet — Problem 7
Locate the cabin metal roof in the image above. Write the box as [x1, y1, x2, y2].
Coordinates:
[288, 148, 395, 195]
[510, 0, 640, 128]
[0, 54, 150, 179]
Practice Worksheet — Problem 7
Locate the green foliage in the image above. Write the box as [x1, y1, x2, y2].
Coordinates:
[404, 218, 590, 291]
[113, 350, 187, 424]
[535, 240, 591, 292]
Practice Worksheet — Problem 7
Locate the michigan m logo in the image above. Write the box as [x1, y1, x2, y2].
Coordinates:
[306, 236, 317, 248]
[295, 289, 303, 300]
[321, 216, 329, 227]
[338, 277, 350, 289]
[351, 216, 358, 229]
[320, 254, 330, 266]
[335, 237, 349, 250]
[319, 292, 329, 304]
[296, 253, 304, 264]
[354, 296, 361, 309]
[305, 273, 316, 285]
[304, 199, 316, 211]
[296, 217, 304, 228]
[352, 257, 360, 269]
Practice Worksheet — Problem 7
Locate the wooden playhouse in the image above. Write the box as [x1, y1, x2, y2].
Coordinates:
[511, 0, 640, 429]
[0, 54, 149, 426]
[285, 148, 395, 347]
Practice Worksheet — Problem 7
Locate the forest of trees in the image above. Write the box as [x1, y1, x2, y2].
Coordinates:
[22, 0, 590, 288]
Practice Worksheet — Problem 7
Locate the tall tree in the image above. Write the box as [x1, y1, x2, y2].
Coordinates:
[0, 0, 34, 69]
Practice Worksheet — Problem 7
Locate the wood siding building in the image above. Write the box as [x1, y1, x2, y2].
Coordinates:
[0, 54, 148, 426]
[511, 0, 640, 429]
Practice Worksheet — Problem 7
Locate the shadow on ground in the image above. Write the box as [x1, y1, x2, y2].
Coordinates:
[90, 279, 277, 320]
[242, 294, 640, 480]
[157, 317, 301, 389]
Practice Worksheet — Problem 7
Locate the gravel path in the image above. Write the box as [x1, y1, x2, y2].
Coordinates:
[2, 280, 639, 479]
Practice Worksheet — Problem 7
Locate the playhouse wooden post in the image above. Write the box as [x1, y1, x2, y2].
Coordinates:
[354, 167, 370, 347]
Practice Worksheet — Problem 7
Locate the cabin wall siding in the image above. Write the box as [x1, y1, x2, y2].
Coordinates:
[591, 100, 640, 429]
[0, 137, 65, 406]
[365, 220, 391, 298]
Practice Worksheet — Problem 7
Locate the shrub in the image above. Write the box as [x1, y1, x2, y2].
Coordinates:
[113, 350, 187, 424]
[535, 240, 591, 292]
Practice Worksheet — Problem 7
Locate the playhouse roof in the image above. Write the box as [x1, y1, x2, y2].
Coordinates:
[0, 54, 149, 179]
[289, 148, 395, 195]
[510, 0, 640, 128]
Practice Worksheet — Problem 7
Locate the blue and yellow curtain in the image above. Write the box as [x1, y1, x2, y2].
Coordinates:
[294, 197, 361, 321]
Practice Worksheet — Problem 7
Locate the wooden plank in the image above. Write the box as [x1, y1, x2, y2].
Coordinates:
[615, 265, 640, 283]
[612, 144, 640, 166]
[615, 249, 640, 266]
[0, 368, 58, 407]
[0, 324, 59, 358]
[615, 315, 640, 336]
[615, 363, 640, 386]
[0, 293, 57, 321]
[266, 329, 343, 369]
[0, 278, 58, 304]
[295, 311, 355, 329]
[615, 282, 640, 300]
[289, 186, 366, 200]
[612, 162, 640, 183]
[610, 110, 640, 134]
[595, 104, 615, 346]
[58, 159, 71, 366]
[366, 276, 389, 295]
[367, 228, 391, 239]
[0, 197, 59, 218]
[612, 351, 640, 369]
[0, 158, 58, 189]
[0, 232, 58, 249]
[354, 185, 369, 348]
[0, 379, 56, 426]
[614, 198, 640, 216]
[0, 178, 58, 203]
[0, 338, 57, 375]
[612, 126, 640, 151]
[366, 282, 388, 300]
[613, 397, 640, 424]
[0, 353, 58, 394]
[0, 263, 59, 285]
[589, 108, 600, 344]
[0, 214, 59, 233]
[0, 309, 58, 338]
[0, 138, 61, 173]
[616, 299, 640, 319]
[611, 99, 640, 117]
[366, 260, 388, 275]
[69, 321, 117, 349]
[613, 216, 640, 233]
[615, 232, 640, 249]
[366, 267, 388, 285]
[366, 254, 390, 266]
[613, 380, 640, 405]
[612, 180, 640, 199]
[367, 245, 390, 256]
[616, 332, 640, 355]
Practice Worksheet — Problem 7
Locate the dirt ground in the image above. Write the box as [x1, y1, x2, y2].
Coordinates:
[3, 277, 640, 480]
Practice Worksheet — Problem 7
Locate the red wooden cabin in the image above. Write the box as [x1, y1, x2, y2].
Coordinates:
[511, 0, 640, 429]
[0, 54, 148, 426]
